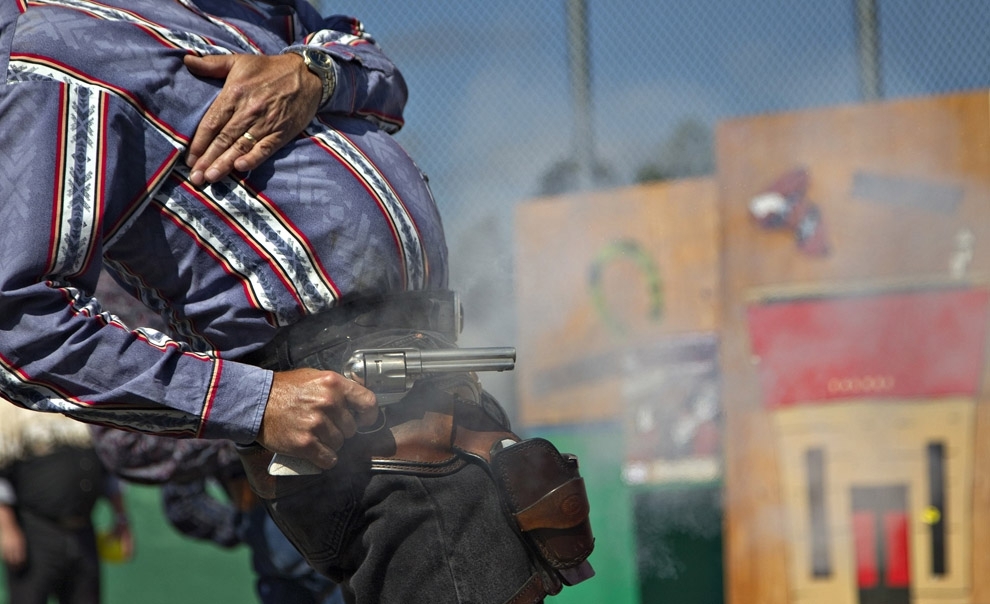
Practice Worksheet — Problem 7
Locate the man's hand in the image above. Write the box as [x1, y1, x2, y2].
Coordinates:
[0, 507, 26, 570]
[257, 368, 379, 471]
[183, 53, 324, 187]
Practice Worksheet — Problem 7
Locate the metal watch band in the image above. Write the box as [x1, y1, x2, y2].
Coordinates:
[285, 47, 336, 106]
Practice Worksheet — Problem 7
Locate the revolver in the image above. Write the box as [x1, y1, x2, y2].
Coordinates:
[268, 346, 516, 476]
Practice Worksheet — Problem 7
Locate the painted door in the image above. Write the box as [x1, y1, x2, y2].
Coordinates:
[852, 485, 911, 604]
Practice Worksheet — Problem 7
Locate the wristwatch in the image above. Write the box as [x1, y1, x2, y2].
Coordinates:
[285, 46, 336, 107]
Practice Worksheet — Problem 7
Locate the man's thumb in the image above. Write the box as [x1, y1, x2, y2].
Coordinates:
[182, 53, 235, 79]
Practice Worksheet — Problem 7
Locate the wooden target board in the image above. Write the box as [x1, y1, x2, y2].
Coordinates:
[513, 178, 720, 429]
[716, 90, 990, 604]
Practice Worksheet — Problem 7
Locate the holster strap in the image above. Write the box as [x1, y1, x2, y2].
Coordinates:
[514, 477, 590, 532]
[358, 382, 515, 474]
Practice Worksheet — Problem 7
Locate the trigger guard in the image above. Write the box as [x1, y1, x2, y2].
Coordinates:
[356, 408, 387, 434]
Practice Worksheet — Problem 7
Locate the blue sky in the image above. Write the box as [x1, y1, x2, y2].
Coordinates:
[318, 1, 990, 220]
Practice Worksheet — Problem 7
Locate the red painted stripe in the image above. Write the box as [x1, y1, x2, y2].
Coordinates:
[310, 133, 409, 288]
[747, 287, 990, 407]
[232, 176, 341, 302]
[884, 511, 911, 587]
[74, 94, 110, 279]
[153, 190, 278, 328]
[0, 350, 81, 404]
[344, 136, 428, 284]
[357, 108, 405, 130]
[104, 148, 179, 241]
[178, 180, 309, 312]
[282, 14, 294, 43]
[178, 0, 262, 54]
[232, 0, 267, 19]
[853, 511, 878, 588]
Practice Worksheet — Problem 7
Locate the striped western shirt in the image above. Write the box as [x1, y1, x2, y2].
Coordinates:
[0, 0, 448, 444]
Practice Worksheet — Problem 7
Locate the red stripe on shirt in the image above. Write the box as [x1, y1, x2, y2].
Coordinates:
[12, 53, 187, 146]
[154, 193, 279, 328]
[233, 176, 342, 302]
[196, 358, 223, 436]
[310, 136, 409, 289]
[46, 83, 70, 275]
[104, 148, 180, 241]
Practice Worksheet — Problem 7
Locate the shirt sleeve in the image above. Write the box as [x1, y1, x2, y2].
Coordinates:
[0, 76, 270, 444]
[102, 473, 123, 499]
[286, 14, 408, 133]
[162, 478, 241, 548]
[90, 426, 243, 485]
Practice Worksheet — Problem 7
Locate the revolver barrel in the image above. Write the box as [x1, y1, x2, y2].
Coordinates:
[344, 347, 516, 395]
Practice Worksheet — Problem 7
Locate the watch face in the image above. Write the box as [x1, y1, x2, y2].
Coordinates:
[305, 48, 334, 71]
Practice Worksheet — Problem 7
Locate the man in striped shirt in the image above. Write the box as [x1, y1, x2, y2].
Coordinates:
[0, 0, 429, 463]
[0, 2, 591, 602]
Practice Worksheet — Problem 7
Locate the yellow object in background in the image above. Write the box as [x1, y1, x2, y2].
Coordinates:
[97, 530, 131, 564]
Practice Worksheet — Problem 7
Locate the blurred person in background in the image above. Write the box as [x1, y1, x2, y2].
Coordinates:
[90, 422, 343, 604]
[0, 404, 133, 604]
[162, 477, 343, 604]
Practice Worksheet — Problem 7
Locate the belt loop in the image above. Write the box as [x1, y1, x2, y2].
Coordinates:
[275, 338, 292, 370]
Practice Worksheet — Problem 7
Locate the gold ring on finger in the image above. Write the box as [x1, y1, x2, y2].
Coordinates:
[241, 131, 258, 143]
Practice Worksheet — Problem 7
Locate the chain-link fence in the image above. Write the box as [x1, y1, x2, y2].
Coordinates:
[319, 0, 990, 414]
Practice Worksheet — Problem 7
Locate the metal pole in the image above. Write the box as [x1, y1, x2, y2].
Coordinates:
[854, 0, 883, 101]
[566, 0, 595, 190]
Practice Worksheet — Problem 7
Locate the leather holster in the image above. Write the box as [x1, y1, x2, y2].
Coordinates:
[237, 380, 596, 593]
[489, 438, 596, 586]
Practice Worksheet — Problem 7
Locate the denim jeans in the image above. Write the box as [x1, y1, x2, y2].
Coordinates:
[239, 505, 344, 604]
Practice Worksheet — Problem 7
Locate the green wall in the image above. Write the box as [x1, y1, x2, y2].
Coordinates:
[0, 485, 258, 604]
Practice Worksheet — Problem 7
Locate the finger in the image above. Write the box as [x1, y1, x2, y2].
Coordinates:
[265, 441, 340, 473]
[183, 55, 238, 170]
[343, 382, 379, 427]
[309, 446, 339, 471]
[316, 418, 346, 452]
[187, 105, 240, 184]
[183, 54, 236, 80]
[193, 100, 268, 183]
[329, 404, 359, 439]
[232, 140, 278, 173]
[202, 131, 267, 183]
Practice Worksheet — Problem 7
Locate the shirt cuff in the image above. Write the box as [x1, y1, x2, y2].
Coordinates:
[197, 360, 272, 444]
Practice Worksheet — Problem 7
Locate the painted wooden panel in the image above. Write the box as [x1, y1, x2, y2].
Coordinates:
[514, 178, 719, 427]
[747, 286, 990, 408]
[716, 90, 990, 604]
